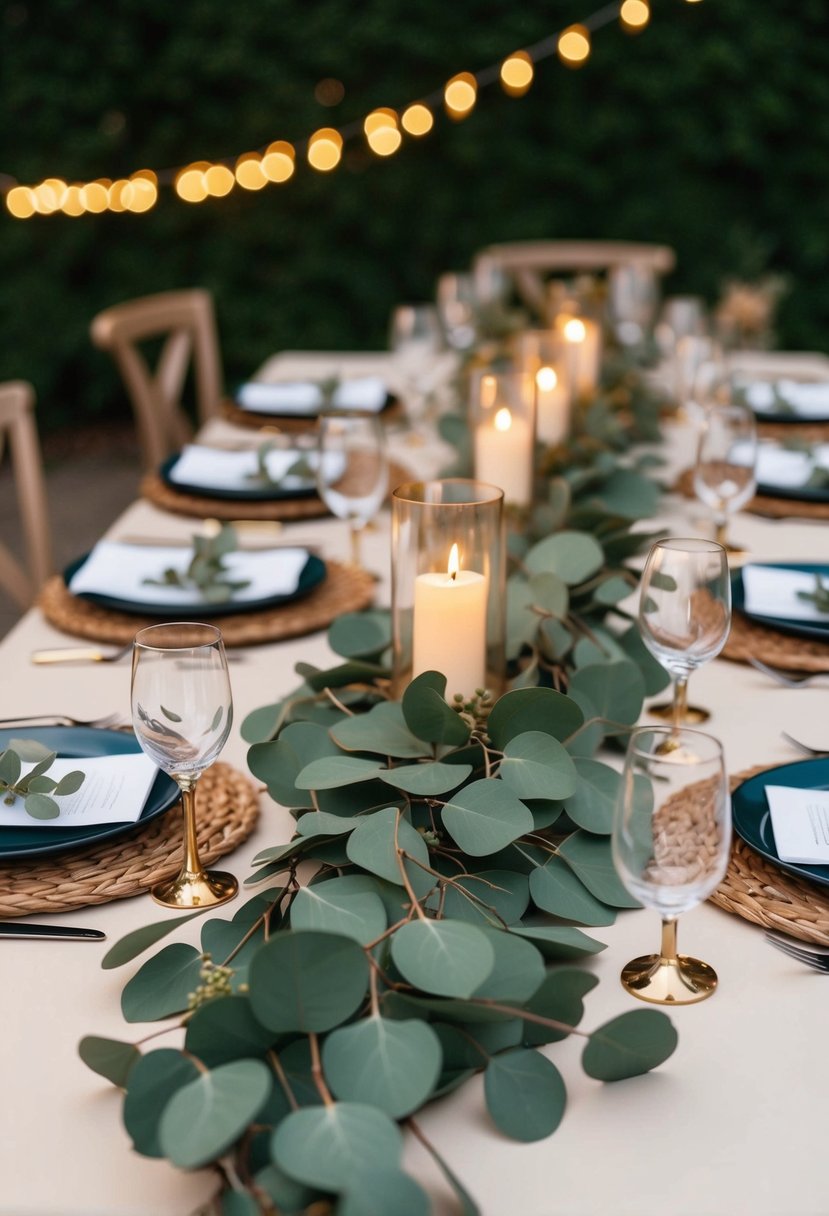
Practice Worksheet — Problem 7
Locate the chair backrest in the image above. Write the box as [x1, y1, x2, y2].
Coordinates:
[90, 289, 223, 470]
[0, 381, 53, 609]
[474, 240, 676, 320]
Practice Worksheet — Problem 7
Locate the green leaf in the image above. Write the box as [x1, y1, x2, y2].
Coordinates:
[331, 700, 431, 759]
[123, 1049, 201, 1157]
[200, 918, 264, 983]
[271, 1102, 403, 1191]
[593, 575, 635, 606]
[290, 886, 386, 945]
[617, 624, 672, 696]
[529, 854, 618, 926]
[435, 869, 530, 927]
[510, 923, 607, 959]
[120, 943, 203, 1023]
[401, 671, 470, 746]
[487, 687, 584, 749]
[102, 910, 206, 969]
[582, 1009, 678, 1081]
[379, 760, 471, 795]
[471, 927, 545, 1003]
[296, 755, 385, 789]
[0, 748, 21, 785]
[345, 806, 433, 898]
[310, 872, 409, 925]
[252, 1163, 315, 1213]
[589, 468, 661, 519]
[295, 811, 362, 838]
[323, 1016, 442, 1117]
[506, 577, 540, 661]
[303, 659, 388, 693]
[434, 1019, 522, 1068]
[328, 610, 391, 659]
[564, 758, 621, 835]
[184, 995, 276, 1067]
[77, 1035, 140, 1086]
[484, 1049, 567, 1141]
[442, 779, 533, 857]
[568, 660, 645, 730]
[499, 731, 578, 801]
[24, 793, 59, 819]
[391, 919, 495, 998]
[221, 1192, 260, 1216]
[528, 570, 570, 617]
[248, 739, 314, 810]
[525, 530, 604, 585]
[248, 931, 369, 1033]
[558, 832, 642, 908]
[522, 967, 599, 1045]
[23, 775, 56, 793]
[337, 1170, 431, 1216]
[159, 1059, 272, 1168]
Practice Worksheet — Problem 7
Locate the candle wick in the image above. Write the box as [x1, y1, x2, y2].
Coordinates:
[450, 569, 457, 582]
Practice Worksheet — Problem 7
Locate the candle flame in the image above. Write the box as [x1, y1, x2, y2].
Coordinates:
[494, 407, 512, 432]
[536, 366, 558, 391]
[481, 374, 498, 410]
[563, 318, 586, 343]
[448, 543, 459, 581]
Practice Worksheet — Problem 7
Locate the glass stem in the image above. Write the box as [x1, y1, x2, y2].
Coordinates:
[672, 675, 689, 728]
[714, 513, 728, 549]
[661, 916, 678, 963]
[178, 777, 204, 880]
[350, 523, 362, 568]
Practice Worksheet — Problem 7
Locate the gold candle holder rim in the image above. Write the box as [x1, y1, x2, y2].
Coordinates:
[392, 478, 505, 508]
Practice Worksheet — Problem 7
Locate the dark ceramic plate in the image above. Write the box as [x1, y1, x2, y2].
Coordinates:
[731, 757, 829, 889]
[731, 561, 829, 644]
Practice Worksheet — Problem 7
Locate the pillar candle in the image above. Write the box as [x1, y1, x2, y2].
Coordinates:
[534, 365, 571, 445]
[560, 316, 602, 397]
[412, 544, 487, 698]
[474, 407, 533, 506]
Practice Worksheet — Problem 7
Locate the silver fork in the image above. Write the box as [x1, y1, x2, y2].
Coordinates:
[0, 712, 126, 731]
[765, 930, 829, 972]
[747, 657, 829, 688]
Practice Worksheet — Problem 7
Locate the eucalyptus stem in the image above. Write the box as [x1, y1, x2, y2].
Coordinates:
[394, 811, 428, 919]
[308, 1033, 334, 1106]
[469, 998, 585, 1037]
[267, 1049, 299, 1112]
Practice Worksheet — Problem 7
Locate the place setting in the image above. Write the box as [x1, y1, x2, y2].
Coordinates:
[222, 365, 404, 432]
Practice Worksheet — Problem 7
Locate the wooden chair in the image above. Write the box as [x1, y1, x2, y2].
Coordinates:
[90, 289, 223, 470]
[473, 240, 676, 320]
[0, 381, 53, 609]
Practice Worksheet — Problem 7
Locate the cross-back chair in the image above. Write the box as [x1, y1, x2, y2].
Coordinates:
[0, 381, 53, 609]
[90, 289, 223, 470]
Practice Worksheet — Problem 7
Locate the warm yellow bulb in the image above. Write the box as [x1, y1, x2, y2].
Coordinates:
[262, 141, 296, 183]
[401, 103, 434, 137]
[558, 25, 591, 66]
[563, 318, 587, 343]
[60, 185, 85, 216]
[536, 366, 558, 391]
[204, 164, 235, 197]
[33, 179, 65, 214]
[235, 154, 267, 191]
[108, 179, 130, 212]
[127, 175, 157, 212]
[80, 182, 109, 213]
[494, 407, 513, 433]
[6, 186, 37, 219]
[175, 165, 209, 203]
[621, 0, 650, 29]
[500, 51, 534, 96]
[308, 128, 343, 172]
[364, 108, 397, 136]
[444, 72, 477, 117]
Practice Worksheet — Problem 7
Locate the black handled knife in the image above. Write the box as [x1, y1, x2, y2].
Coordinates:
[0, 922, 105, 940]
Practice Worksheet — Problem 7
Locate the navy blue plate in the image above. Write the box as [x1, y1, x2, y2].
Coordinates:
[732, 757, 829, 889]
[0, 726, 179, 859]
[160, 453, 319, 503]
[63, 550, 326, 619]
[757, 478, 829, 504]
[732, 561, 829, 644]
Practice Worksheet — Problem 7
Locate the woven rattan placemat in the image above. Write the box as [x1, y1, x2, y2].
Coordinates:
[0, 761, 259, 917]
[222, 398, 405, 433]
[723, 611, 829, 672]
[38, 559, 375, 648]
[709, 765, 829, 946]
[675, 467, 829, 521]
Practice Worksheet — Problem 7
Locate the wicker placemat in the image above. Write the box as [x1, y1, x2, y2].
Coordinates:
[140, 459, 412, 522]
[723, 611, 829, 672]
[675, 467, 829, 521]
[38, 560, 375, 648]
[222, 397, 405, 433]
[709, 765, 829, 945]
[757, 421, 829, 445]
[0, 761, 259, 917]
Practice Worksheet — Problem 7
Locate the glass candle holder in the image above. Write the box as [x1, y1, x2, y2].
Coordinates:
[470, 369, 536, 508]
[552, 307, 603, 399]
[391, 479, 506, 702]
[514, 329, 572, 446]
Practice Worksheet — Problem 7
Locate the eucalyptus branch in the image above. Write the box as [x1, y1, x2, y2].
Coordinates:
[323, 687, 356, 717]
[308, 1033, 334, 1107]
[565, 714, 636, 746]
[395, 812, 428, 920]
[267, 1049, 299, 1112]
[468, 998, 586, 1037]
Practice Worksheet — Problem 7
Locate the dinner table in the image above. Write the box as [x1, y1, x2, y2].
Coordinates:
[3, 349, 829, 1216]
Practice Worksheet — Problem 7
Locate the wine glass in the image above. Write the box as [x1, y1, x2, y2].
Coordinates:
[436, 272, 478, 351]
[388, 303, 443, 427]
[693, 399, 757, 552]
[612, 725, 731, 1005]
[316, 411, 388, 570]
[638, 538, 731, 727]
[607, 263, 659, 352]
[131, 622, 237, 909]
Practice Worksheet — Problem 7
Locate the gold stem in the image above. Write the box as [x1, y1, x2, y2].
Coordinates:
[178, 778, 204, 880]
[673, 676, 689, 729]
[714, 518, 728, 549]
[350, 523, 361, 568]
[661, 917, 678, 962]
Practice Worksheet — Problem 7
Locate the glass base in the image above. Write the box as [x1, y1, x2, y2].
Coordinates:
[648, 701, 710, 725]
[151, 868, 238, 910]
[621, 952, 718, 1005]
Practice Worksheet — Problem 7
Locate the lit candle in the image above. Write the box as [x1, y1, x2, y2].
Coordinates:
[560, 316, 602, 397]
[474, 406, 533, 506]
[412, 543, 487, 698]
[534, 365, 571, 445]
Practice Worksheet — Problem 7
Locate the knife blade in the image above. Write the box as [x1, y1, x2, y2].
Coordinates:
[0, 922, 106, 940]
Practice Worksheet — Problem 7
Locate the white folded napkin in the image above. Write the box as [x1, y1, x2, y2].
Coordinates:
[236, 376, 387, 416]
[754, 442, 829, 490]
[69, 541, 312, 606]
[168, 444, 345, 493]
[744, 378, 829, 418]
[742, 565, 829, 622]
[2, 753, 158, 829]
[766, 785, 829, 864]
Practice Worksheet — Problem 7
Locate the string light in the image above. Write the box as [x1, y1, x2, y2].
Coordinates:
[2, 1, 699, 218]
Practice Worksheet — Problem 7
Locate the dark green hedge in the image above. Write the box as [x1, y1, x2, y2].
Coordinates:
[1, 0, 828, 430]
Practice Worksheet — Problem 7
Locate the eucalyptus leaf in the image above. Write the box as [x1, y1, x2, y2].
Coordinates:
[592, 574, 635, 606]
[568, 660, 645, 731]
[23, 793, 59, 819]
[498, 731, 578, 801]
[434, 1019, 523, 1069]
[221, 1192, 260, 1216]
[434, 869, 530, 927]
[401, 671, 471, 746]
[201, 917, 264, 983]
[337, 1169, 431, 1216]
[564, 758, 621, 835]
[252, 1163, 315, 1214]
[331, 700, 431, 759]
[248, 930, 369, 1033]
[506, 577, 540, 661]
[391, 918, 495, 998]
[509, 923, 607, 959]
[322, 1015, 442, 1117]
[310, 871, 409, 925]
[295, 811, 362, 838]
[525, 530, 604, 585]
[582, 1009, 678, 1081]
[0, 748, 22, 785]
[296, 755, 385, 790]
[522, 967, 600, 1045]
[247, 738, 314, 810]
[529, 854, 618, 926]
[271, 1102, 403, 1191]
[528, 571, 570, 617]
[379, 760, 471, 795]
[487, 687, 584, 749]
[102, 910, 206, 970]
[77, 1035, 140, 1086]
[617, 624, 672, 695]
[290, 886, 387, 945]
[124, 1049, 201, 1157]
[184, 995, 276, 1067]
[558, 832, 643, 908]
[484, 1049, 567, 1141]
[345, 806, 433, 898]
[588, 467, 661, 519]
[158, 1058, 272, 1168]
[120, 943, 203, 1023]
[328, 610, 392, 659]
[471, 927, 545, 1003]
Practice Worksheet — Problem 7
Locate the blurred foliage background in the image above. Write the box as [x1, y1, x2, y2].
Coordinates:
[1, 0, 828, 431]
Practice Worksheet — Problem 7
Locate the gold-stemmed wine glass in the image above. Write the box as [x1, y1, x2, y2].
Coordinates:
[131, 622, 238, 910]
[638, 538, 731, 727]
[316, 410, 388, 571]
[693, 398, 757, 554]
[612, 725, 731, 1004]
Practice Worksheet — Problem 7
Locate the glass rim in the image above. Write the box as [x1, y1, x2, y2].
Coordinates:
[649, 536, 726, 555]
[133, 622, 224, 652]
[392, 477, 504, 507]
